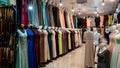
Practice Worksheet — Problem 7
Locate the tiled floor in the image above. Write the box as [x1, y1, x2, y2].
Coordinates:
[43, 45, 97, 68]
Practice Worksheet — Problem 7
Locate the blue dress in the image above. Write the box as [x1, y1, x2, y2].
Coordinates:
[26, 28, 37, 68]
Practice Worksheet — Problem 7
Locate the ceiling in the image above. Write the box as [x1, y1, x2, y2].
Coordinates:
[49, 0, 119, 16]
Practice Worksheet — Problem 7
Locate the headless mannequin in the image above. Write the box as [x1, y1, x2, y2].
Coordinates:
[108, 25, 117, 60]
[93, 27, 100, 46]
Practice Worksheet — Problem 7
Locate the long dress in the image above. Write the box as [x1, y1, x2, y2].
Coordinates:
[84, 30, 95, 67]
[16, 29, 28, 68]
[97, 48, 110, 68]
[108, 33, 116, 61]
[110, 34, 120, 68]
[26, 28, 36, 68]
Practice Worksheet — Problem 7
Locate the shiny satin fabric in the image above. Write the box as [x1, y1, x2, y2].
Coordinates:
[42, 1, 49, 27]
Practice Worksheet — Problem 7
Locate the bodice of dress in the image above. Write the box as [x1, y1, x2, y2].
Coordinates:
[115, 34, 120, 45]
[84, 31, 94, 41]
[18, 29, 27, 45]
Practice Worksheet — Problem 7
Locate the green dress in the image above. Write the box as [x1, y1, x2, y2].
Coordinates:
[16, 29, 28, 68]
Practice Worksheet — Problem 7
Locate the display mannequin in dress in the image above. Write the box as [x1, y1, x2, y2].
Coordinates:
[84, 27, 95, 68]
[93, 27, 100, 46]
[16, 24, 28, 68]
[97, 43, 110, 68]
[108, 25, 118, 60]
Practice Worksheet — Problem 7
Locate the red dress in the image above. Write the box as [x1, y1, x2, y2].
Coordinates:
[103, 15, 108, 26]
[21, 0, 29, 26]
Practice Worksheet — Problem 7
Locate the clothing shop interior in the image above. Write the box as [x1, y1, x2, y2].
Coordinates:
[0, 0, 120, 68]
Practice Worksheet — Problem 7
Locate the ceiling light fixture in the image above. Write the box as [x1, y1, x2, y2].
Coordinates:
[59, 0, 63, 7]
[102, 0, 105, 6]
[71, 4, 74, 12]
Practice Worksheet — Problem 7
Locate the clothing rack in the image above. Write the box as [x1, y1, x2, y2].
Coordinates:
[0, 6, 16, 68]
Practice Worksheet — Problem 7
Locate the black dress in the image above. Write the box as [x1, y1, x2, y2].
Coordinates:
[97, 48, 110, 68]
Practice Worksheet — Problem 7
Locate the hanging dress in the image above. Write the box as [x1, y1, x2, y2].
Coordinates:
[16, 29, 28, 68]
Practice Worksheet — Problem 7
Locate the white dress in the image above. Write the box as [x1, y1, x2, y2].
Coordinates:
[16, 29, 28, 68]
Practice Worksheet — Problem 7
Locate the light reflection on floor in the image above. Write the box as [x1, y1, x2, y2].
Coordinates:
[43, 45, 97, 68]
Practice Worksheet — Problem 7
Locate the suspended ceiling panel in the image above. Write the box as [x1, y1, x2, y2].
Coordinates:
[50, 0, 119, 16]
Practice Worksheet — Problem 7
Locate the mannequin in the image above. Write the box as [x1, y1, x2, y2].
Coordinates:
[16, 24, 28, 68]
[26, 24, 37, 68]
[107, 25, 118, 61]
[97, 43, 110, 68]
[110, 33, 120, 68]
[93, 27, 100, 46]
[84, 27, 95, 68]
[104, 28, 111, 44]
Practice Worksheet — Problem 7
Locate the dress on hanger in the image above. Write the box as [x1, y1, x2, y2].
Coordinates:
[110, 34, 120, 68]
[95, 17, 100, 27]
[32, 29, 40, 66]
[43, 29, 50, 61]
[108, 15, 113, 25]
[58, 30, 63, 55]
[51, 30, 57, 58]
[103, 15, 108, 26]
[90, 17, 95, 27]
[47, 29, 53, 60]
[16, 29, 28, 68]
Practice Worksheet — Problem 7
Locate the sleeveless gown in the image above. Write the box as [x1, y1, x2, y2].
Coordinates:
[110, 34, 120, 68]
[16, 29, 28, 68]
